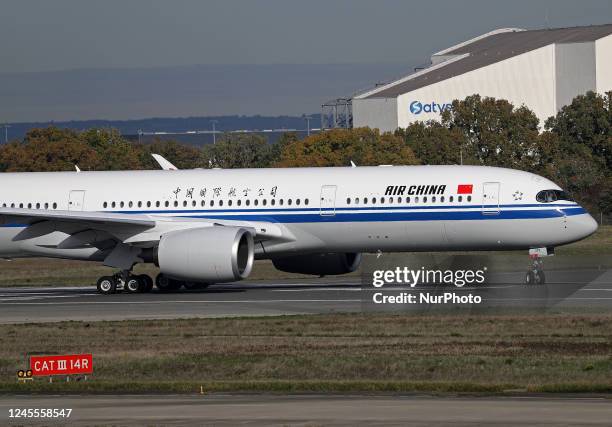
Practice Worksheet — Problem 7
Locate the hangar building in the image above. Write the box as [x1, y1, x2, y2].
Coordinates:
[346, 24, 612, 132]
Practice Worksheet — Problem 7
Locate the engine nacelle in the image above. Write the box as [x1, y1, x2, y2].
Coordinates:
[158, 226, 254, 282]
[272, 252, 362, 276]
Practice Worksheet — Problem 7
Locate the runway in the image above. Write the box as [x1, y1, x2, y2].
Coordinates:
[1, 394, 612, 426]
[0, 268, 611, 323]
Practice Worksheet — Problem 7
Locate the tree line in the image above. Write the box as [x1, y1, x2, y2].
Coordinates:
[0, 91, 610, 217]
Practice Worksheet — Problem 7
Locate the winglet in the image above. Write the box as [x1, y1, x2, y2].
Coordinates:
[350, 161, 357, 168]
[75, 165, 81, 172]
[152, 154, 179, 171]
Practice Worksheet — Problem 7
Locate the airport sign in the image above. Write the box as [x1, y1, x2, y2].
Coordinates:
[30, 354, 93, 376]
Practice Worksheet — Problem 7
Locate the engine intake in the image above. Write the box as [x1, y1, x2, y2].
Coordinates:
[158, 226, 254, 282]
[272, 252, 362, 276]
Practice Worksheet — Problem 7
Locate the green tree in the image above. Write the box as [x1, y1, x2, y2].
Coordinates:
[396, 122, 467, 165]
[201, 133, 273, 168]
[276, 128, 418, 167]
[80, 128, 144, 170]
[0, 127, 100, 172]
[545, 91, 612, 171]
[441, 95, 542, 169]
[140, 138, 202, 169]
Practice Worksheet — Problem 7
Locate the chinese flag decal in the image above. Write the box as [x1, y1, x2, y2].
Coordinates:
[457, 184, 473, 194]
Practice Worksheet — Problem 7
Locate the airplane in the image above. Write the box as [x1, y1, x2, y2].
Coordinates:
[0, 161, 598, 294]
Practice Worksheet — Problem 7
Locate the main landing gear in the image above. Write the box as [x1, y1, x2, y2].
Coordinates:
[524, 247, 553, 285]
[155, 274, 210, 292]
[96, 272, 210, 294]
[96, 272, 154, 295]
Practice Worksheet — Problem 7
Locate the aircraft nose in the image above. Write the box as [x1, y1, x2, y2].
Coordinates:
[571, 212, 598, 240]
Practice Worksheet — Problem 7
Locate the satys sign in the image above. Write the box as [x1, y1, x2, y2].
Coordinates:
[409, 100, 452, 115]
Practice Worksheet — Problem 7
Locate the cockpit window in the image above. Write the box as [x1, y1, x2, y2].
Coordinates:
[536, 189, 573, 203]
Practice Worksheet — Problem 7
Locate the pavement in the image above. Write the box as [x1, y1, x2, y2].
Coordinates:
[0, 268, 610, 323]
[1, 394, 612, 426]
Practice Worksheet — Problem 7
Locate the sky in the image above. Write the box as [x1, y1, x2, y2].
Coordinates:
[0, 0, 611, 121]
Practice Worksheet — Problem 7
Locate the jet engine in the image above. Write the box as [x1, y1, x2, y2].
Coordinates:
[158, 226, 254, 282]
[272, 252, 362, 276]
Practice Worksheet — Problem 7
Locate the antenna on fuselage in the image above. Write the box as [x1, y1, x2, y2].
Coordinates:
[152, 154, 179, 171]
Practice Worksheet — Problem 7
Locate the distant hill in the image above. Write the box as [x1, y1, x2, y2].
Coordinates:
[3, 115, 323, 145]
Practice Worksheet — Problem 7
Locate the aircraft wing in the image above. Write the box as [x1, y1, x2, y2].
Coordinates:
[0, 208, 156, 228]
[0, 208, 288, 243]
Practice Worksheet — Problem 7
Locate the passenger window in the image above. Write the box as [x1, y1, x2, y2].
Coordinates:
[263, 199, 267, 206]
[103, 202, 108, 208]
[355, 197, 360, 204]
[237, 200, 242, 206]
[364, 198, 368, 204]
[201, 200, 205, 207]
[450, 196, 454, 202]
[120, 202, 125, 208]
[467, 195, 472, 202]
[228, 200, 233, 206]
[246, 200, 250, 206]
[415, 197, 419, 203]
[441, 196, 445, 202]
[165, 201, 169, 207]
[346, 197, 351, 204]
[398, 197, 402, 203]
[53, 203, 57, 209]
[219, 200, 224, 207]
[432, 196, 436, 202]
[305, 199, 309, 205]
[423, 197, 427, 203]
[210, 200, 214, 207]
[254, 200, 259, 206]
[279, 199, 284, 206]
[44, 203, 49, 209]
[296, 199, 300, 206]
[288, 199, 292, 205]
[147, 201, 151, 208]
[271, 199, 275, 206]
[458, 196, 463, 202]
[129, 201, 133, 208]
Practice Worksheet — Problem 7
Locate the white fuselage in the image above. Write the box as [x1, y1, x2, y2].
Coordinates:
[0, 165, 598, 261]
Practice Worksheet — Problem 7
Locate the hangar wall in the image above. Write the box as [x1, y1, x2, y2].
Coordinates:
[555, 42, 596, 111]
[352, 98, 397, 130]
[596, 34, 612, 93]
[395, 45, 557, 129]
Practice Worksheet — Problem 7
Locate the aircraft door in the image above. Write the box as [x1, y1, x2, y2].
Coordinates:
[320, 185, 337, 216]
[68, 190, 86, 211]
[482, 182, 500, 215]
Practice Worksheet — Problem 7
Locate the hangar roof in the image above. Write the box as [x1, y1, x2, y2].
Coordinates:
[357, 23, 612, 99]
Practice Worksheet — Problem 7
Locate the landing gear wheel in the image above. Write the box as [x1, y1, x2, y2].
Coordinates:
[525, 269, 545, 285]
[184, 281, 207, 290]
[155, 274, 183, 292]
[125, 276, 143, 293]
[137, 274, 153, 292]
[97, 276, 117, 295]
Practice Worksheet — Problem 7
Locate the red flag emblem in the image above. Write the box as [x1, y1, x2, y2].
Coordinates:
[457, 184, 473, 194]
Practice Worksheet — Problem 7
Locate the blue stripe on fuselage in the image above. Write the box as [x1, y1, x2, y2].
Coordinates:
[0, 205, 586, 227]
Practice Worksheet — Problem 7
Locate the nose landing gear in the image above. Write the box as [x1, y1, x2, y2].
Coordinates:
[525, 256, 546, 285]
[524, 247, 553, 285]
